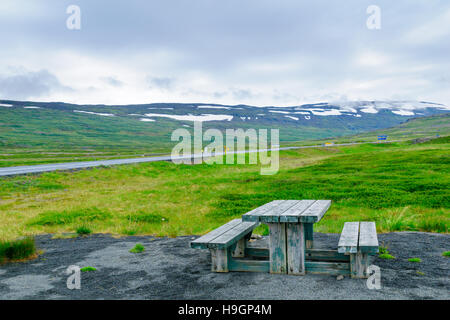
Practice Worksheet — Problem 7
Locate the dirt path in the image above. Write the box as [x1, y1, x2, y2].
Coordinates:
[0, 232, 448, 300]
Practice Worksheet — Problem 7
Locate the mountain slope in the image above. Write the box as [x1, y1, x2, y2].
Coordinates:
[0, 99, 448, 153]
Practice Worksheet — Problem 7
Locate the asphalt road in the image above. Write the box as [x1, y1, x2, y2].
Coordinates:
[0, 142, 376, 177]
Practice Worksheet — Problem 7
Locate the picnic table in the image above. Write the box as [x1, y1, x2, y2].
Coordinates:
[242, 200, 331, 275]
[191, 199, 379, 278]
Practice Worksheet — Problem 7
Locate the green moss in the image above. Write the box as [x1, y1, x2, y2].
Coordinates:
[130, 243, 145, 253]
[442, 251, 450, 257]
[408, 257, 421, 263]
[379, 253, 395, 260]
[80, 266, 97, 272]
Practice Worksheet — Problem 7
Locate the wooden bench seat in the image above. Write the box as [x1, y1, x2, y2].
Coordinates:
[190, 219, 259, 272]
[338, 221, 379, 278]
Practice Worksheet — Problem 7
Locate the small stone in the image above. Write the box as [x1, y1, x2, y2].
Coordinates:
[251, 234, 263, 240]
[336, 275, 344, 281]
[191, 237, 196, 240]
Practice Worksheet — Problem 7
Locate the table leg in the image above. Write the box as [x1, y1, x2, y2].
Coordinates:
[304, 223, 314, 249]
[268, 223, 287, 274]
[286, 223, 305, 275]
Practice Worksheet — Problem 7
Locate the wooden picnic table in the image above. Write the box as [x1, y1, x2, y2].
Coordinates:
[242, 200, 331, 275]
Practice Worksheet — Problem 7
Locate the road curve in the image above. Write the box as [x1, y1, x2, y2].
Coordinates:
[0, 141, 379, 177]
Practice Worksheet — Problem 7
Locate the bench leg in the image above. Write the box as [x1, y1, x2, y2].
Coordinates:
[268, 223, 287, 274]
[210, 248, 230, 272]
[350, 251, 369, 278]
[232, 232, 251, 258]
[286, 223, 305, 275]
[304, 223, 314, 249]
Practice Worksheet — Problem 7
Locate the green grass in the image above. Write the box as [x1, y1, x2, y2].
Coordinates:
[0, 237, 36, 263]
[379, 253, 395, 260]
[80, 266, 97, 272]
[408, 257, 421, 263]
[0, 138, 448, 241]
[76, 226, 92, 236]
[442, 251, 450, 257]
[130, 243, 145, 253]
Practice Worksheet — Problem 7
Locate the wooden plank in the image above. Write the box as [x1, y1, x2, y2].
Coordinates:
[299, 200, 331, 223]
[228, 259, 270, 273]
[286, 223, 305, 275]
[358, 222, 379, 254]
[268, 223, 287, 274]
[304, 223, 314, 249]
[245, 247, 269, 258]
[337, 222, 359, 254]
[259, 200, 300, 223]
[350, 252, 369, 278]
[244, 248, 350, 262]
[190, 219, 241, 249]
[207, 221, 258, 249]
[305, 261, 350, 276]
[279, 200, 316, 223]
[241, 200, 283, 222]
[232, 237, 246, 258]
[210, 248, 229, 272]
[305, 249, 350, 262]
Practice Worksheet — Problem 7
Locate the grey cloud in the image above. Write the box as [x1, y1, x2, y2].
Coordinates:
[0, 69, 72, 100]
[147, 76, 175, 90]
[101, 76, 123, 87]
[231, 89, 254, 100]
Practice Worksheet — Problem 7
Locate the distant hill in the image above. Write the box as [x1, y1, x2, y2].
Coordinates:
[0, 99, 448, 153]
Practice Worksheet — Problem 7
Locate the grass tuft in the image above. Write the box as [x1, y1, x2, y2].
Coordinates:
[0, 237, 36, 264]
[379, 253, 395, 260]
[76, 226, 92, 236]
[408, 257, 421, 263]
[442, 251, 450, 257]
[80, 266, 97, 272]
[130, 243, 145, 253]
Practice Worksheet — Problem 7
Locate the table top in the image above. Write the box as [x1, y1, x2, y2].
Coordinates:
[242, 200, 331, 224]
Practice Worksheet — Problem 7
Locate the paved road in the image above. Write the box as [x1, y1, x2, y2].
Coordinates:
[0, 142, 380, 177]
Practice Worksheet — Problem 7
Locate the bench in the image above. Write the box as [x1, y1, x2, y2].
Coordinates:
[338, 221, 379, 278]
[190, 219, 259, 272]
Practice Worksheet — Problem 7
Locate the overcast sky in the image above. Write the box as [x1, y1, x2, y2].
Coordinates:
[0, 0, 449, 106]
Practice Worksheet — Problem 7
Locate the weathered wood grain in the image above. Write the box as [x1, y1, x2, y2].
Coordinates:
[338, 222, 359, 254]
[210, 248, 229, 272]
[208, 221, 258, 249]
[228, 259, 270, 273]
[241, 200, 282, 222]
[305, 261, 350, 276]
[350, 251, 369, 278]
[279, 200, 316, 223]
[299, 200, 331, 223]
[190, 219, 242, 249]
[268, 223, 287, 274]
[259, 200, 300, 223]
[286, 223, 305, 275]
[358, 221, 379, 254]
[304, 223, 314, 249]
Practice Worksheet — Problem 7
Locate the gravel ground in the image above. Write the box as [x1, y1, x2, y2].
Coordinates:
[0, 232, 448, 300]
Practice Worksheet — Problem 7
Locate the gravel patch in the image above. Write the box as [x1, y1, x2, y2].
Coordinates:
[0, 232, 448, 300]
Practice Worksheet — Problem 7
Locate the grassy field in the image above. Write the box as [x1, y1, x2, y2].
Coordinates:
[0, 137, 448, 241]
